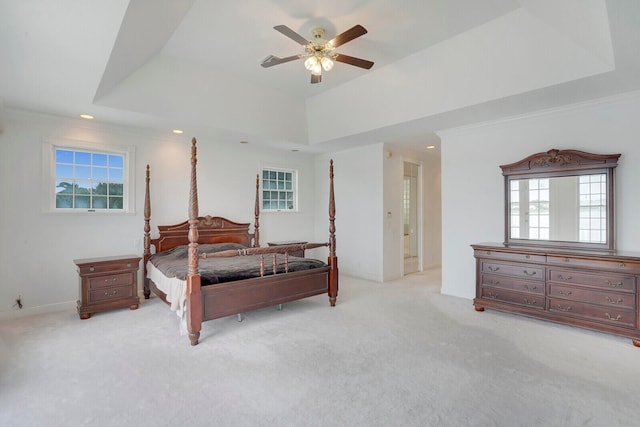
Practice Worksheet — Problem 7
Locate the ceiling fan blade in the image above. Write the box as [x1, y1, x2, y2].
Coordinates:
[334, 54, 374, 70]
[329, 25, 368, 48]
[274, 25, 309, 46]
[261, 54, 301, 68]
[311, 73, 322, 84]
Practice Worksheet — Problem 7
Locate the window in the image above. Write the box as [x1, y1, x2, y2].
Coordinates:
[578, 173, 607, 243]
[262, 168, 297, 211]
[43, 140, 135, 213]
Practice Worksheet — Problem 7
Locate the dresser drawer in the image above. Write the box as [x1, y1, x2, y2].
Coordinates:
[547, 256, 640, 274]
[547, 268, 635, 291]
[89, 285, 134, 303]
[481, 261, 545, 281]
[481, 274, 543, 294]
[475, 249, 545, 263]
[548, 284, 635, 309]
[548, 298, 636, 327]
[481, 287, 544, 309]
[89, 272, 134, 289]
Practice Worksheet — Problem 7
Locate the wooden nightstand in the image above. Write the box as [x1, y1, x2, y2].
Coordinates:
[267, 240, 308, 258]
[74, 255, 141, 319]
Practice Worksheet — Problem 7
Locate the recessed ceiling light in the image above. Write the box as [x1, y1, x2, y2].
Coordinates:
[426, 145, 435, 149]
[80, 114, 94, 120]
[172, 129, 184, 134]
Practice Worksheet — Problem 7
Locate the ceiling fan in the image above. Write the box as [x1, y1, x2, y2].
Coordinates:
[261, 24, 374, 84]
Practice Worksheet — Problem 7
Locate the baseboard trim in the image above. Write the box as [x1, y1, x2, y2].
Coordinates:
[0, 300, 77, 321]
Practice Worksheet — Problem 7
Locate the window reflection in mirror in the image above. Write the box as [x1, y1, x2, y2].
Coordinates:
[508, 174, 607, 244]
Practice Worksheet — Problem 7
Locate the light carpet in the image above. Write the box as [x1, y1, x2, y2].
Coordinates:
[1, 269, 639, 426]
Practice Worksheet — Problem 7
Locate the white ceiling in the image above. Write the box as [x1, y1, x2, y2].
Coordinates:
[1, 0, 640, 153]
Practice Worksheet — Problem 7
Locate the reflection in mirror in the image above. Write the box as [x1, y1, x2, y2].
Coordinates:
[509, 174, 607, 244]
[501, 149, 620, 251]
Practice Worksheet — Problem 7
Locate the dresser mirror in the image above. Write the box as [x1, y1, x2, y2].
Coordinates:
[502, 149, 620, 251]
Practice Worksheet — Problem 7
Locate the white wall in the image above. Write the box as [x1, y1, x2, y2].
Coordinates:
[382, 144, 442, 281]
[313, 143, 442, 283]
[314, 144, 384, 282]
[439, 91, 640, 299]
[0, 109, 319, 318]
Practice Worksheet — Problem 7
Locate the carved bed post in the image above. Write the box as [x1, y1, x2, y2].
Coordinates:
[143, 165, 151, 299]
[328, 159, 338, 306]
[254, 174, 260, 247]
[186, 138, 202, 346]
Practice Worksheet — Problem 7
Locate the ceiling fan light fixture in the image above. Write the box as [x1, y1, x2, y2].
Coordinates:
[320, 56, 334, 71]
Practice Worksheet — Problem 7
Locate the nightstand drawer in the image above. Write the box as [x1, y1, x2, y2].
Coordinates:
[89, 285, 133, 303]
[76, 257, 140, 275]
[89, 272, 134, 289]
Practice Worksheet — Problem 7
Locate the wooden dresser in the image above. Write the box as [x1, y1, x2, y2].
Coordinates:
[75, 255, 141, 319]
[472, 243, 640, 346]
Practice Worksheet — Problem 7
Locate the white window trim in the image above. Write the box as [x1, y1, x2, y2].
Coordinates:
[260, 165, 299, 213]
[42, 138, 136, 214]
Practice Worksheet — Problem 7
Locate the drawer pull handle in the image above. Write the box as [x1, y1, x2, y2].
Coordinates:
[523, 270, 536, 276]
[557, 274, 572, 281]
[127, 263, 132, 268]
[486, 280, 500, 286]
[104, 278, 118, 282]
[523, 298, 537, 306]
[618, 263, 626, 268]
[556, 304, 572, 312]
[104, 290, 118, 297]
[605, 296, 623, 305]
[558, 290, 572, 296]
[563, 258, 571, 263]
[525, 255, 531, 259]
[488, 266, 500, 272]
[89, 267, 95, 272]
[485, 251, 492, 255]
[488, 292, 499, 299]
[605, 280, 623, 288]
[523, 285, 537, 291]
[605, 312, 622, 321]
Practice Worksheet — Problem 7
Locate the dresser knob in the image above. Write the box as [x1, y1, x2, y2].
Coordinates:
[605, 312, 622, 321]
[127, 263, 132, 267]
[619, 263, 626, 268]
[89, 267, 95, 272]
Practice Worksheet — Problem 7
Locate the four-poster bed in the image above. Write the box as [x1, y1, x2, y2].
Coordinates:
[143, 138, 338, 345]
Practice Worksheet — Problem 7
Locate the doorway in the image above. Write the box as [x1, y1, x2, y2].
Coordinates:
[403, 161, 421, 275]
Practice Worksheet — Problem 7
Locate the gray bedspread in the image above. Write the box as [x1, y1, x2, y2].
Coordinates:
[148, 243, 327, 286]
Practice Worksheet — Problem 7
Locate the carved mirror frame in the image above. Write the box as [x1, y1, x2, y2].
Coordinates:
[502, 149, 620, 251]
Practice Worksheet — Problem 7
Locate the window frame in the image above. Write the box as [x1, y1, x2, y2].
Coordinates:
[260, 166, 299, 212]
[42, 139, 136, 214]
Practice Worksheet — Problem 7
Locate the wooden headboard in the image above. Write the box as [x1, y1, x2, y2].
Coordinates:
[151, 215, 254, 253]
